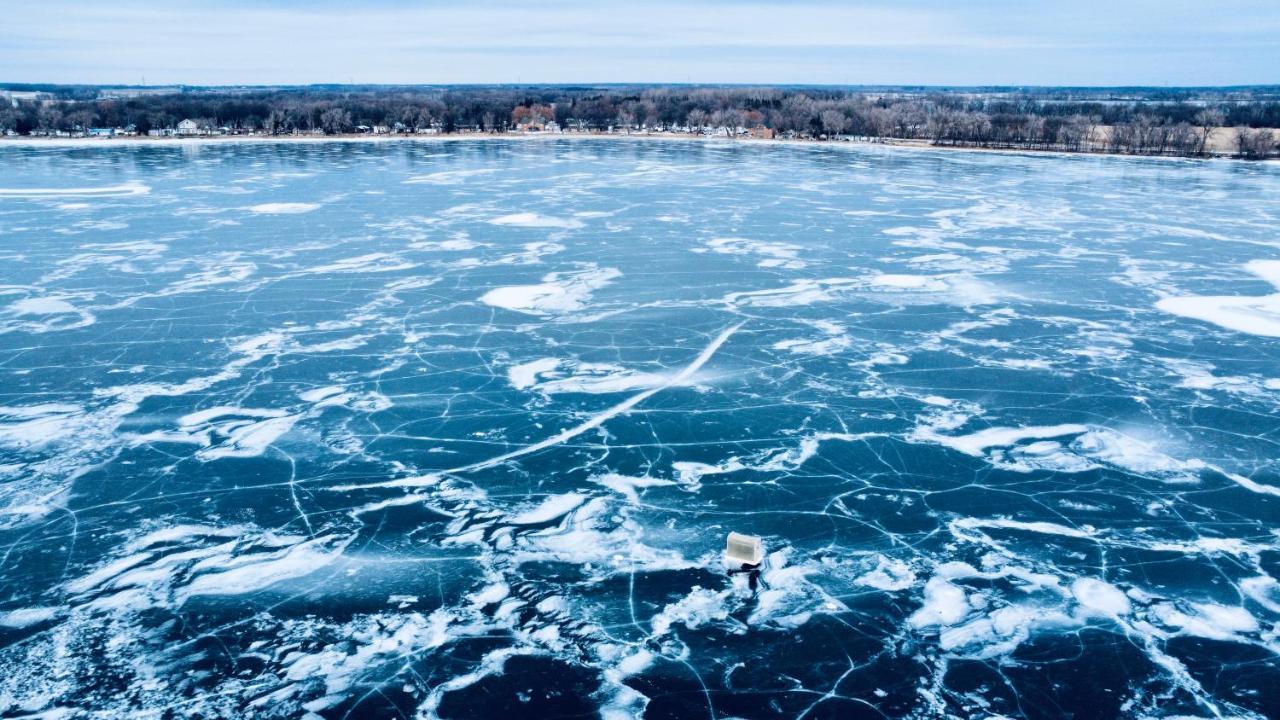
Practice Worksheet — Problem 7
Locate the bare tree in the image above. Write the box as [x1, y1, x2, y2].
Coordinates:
[711, 109, 744, 138]
[820, 109, 849, 138]
[686, 109, 707, 133]
[319, 107, 351, 135]
[1235, 127, 1277, 159]
[1193, 109, 1225, 156]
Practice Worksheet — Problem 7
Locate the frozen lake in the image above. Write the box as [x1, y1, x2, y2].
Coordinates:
[1, 138, 1278, 718]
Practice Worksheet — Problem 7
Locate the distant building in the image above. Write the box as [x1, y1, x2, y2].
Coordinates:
[0, 90, 51, 107]
[749, 125, 776, 140]
[99, 87, 181, 100]
[87, 128, 115, 137]
[176, 119, 202, 136]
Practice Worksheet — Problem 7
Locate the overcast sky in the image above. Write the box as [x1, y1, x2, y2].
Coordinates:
[3, 1, 1278, 86]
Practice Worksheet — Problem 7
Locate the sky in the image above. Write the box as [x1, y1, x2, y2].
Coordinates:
[3, 0, 1278, 87]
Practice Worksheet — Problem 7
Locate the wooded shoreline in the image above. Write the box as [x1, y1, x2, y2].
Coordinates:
[4, 129, 1276, 163]
[3, 86, 1278, 159]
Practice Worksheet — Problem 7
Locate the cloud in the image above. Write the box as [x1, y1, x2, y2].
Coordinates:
[1, 0, 1277, 85]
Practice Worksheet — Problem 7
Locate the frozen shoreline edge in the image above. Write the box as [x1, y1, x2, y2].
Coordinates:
[2, 131, 1274, 163]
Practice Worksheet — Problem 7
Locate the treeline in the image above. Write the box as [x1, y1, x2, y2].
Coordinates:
[2, 85, 1277, 158]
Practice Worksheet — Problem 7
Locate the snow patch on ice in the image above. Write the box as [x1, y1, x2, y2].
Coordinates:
[480, 266, 620, 316]
[248, 202, 320, 214]
[0, 182, 149, 198]
[1156, 260, 1280, 337]
[488, 212, 583, 229]
[696, 237, 806, 269]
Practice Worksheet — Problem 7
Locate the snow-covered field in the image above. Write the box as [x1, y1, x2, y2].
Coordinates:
[0, 139, 1278, 718]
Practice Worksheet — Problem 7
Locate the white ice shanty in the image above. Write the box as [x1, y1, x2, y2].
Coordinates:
[725, 532, 764, 568]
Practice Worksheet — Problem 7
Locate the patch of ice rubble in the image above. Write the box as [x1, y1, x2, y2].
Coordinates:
[669, 432, 869, 489]
[723, 278, 860, 307]
[652, 587, 735, 637]
[772, 320, 852, 356]
[155, 258, 258, 296]
[722, 272, 1001, 308]
[855, 555, 917, 591]
[0, 606, 62, 628]
[0, 403, 88, 449]
[480, 266, 620, 316]
[506, 356, 700, 395]
[1148, 602, 1260, 642]
[1158, 357, 1277, 397]
[508, 358, 562, 390]
[915, 422, 1090, 457]
[905, 561, 1082, 657]
[174, 406, 303, 460]
[3, 295, 97, 333]
[912, 415, 1206, 482]
[1, 328, 334, 526]
[1071, 578, 1131, 617]
[507, 492, 588, 525]
[468, 495, 694, 572]
[651, 550, 845, 637]
[751, 551, 849, 628]
[410, 237, 479, 251]
[695, 237, 806, 269]
[1240, 576, 1280, 614]
[298, 385, 392, 412]
[10, 297, 79, 315]
[62, 526, 350, 611]
[180, 535, 346, 600]
[590, 473, 677, 504]
[908, 576, 972, 628]
[301, 252, 416, 274]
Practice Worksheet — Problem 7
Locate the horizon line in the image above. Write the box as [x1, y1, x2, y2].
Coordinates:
[5, 82, 1280, 91]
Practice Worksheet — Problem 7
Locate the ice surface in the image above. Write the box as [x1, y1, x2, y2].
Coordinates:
[247, 202, 320, 214]
[1, 139, 1278, 719]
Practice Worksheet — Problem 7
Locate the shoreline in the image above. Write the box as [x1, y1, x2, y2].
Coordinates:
[0, 131, 1272, 163]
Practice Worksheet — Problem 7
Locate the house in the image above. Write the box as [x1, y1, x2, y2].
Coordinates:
[87, 128, 116, 138]
[176, 119, 202, 136]
[749, 125, 776, 140]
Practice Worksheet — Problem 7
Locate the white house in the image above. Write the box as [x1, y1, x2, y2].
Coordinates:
[176, 119, 202, 136]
